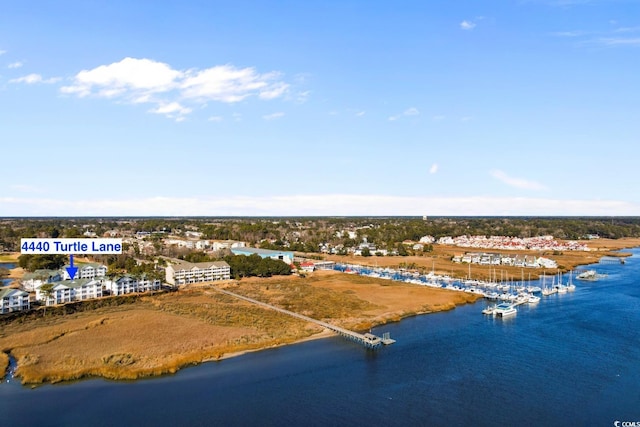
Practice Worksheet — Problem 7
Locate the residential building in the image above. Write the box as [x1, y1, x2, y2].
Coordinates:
[62, 263, 107, 280]
[21, 269, 62, 292]
[105, 275, 161, 296]
[0, 288, 30, 314]
[211, 240, 246, 251]
[299, 262, 316, 272]
[231, 247, 294, 265]
[35, 279, 103, 306]
[165, 260, 231, 286]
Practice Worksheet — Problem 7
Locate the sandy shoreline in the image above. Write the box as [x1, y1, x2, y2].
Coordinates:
[1, 239, 637, 385]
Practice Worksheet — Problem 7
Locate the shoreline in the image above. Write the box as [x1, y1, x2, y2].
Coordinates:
[1, 241, 636, 386]
[0, 287, 476, 385]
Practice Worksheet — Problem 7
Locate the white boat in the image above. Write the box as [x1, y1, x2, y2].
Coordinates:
[482, 305, 496, 315]
[527, 294, 541, 304]
[567, 271, 576, 292]
[494, 303, 517, 317]
[576, 270, 597, 281]
[555, 271, 568, 293]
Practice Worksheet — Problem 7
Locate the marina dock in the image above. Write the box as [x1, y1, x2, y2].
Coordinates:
[211, 287, 394, 349]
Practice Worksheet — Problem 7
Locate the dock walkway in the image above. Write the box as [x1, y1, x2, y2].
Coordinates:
[211, 287, 392, 349]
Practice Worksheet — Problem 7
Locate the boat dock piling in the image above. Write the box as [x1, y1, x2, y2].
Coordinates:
[211, 287, 394, 349]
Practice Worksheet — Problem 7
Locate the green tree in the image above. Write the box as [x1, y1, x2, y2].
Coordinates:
[396, 243, 408, 256]
[39, 283, 55, 314]
[18, 254, 67, 272]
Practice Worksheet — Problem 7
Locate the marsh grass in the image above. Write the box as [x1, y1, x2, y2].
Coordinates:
[0, 271, 478, 384]
[0, 351, 8, 378]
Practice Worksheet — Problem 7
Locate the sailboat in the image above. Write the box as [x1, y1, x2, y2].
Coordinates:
[566, 270, 576, 292]
[556, 270, 568, 294]
[541, 272, 557, 296]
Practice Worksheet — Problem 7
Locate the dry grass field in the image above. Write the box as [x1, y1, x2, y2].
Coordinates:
[0, 271, 478, 385]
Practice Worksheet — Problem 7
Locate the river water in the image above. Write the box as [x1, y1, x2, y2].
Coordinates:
[0, 262, 16, 287]
[1, 252, 639, 426]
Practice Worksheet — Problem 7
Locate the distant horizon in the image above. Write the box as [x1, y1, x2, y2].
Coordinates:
[2, 215, 638, 219]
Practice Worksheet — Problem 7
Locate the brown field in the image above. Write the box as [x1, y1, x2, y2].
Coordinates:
[0, 271, 478, 385]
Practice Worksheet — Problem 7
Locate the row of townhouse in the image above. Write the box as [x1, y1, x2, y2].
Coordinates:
[165, 260, 231, 286]
[164, 239, 246, 252]
[0, 288, 30, 314]
[453, 252, 557, 269]
[438, 235, 588, 251]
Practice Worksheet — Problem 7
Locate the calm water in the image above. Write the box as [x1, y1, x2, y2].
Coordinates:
[0, 262, 15, 287]
[1, 252, 639, 426]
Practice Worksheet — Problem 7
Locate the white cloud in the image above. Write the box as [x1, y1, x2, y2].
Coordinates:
[594, 37, 640, 46]
[550, 30, 585, 37]
[208, 115, 223, 122]
[295, 90, 311, 103]
[149, 102, 192, 120]
[61, 57, 182, 97]
[263, 112, 285, 120]
[429, 163, 439, 174]
[389, 107, 420, 121]
[180, 66, 288, 103]
[460, 20, 476, 30]
[2, 194, 639, 216]
[8, 61, 23, 69]
[0, 50, 6, 56]
[356, 111, 365, 117]
[9, 73, 60, 84]
[490, 170, 546, 191]
[614, 26, 640, 33]
[432, 115, 446, 121]
[59, 57, 290, 120]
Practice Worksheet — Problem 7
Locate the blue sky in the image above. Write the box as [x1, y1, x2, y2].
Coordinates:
[1, 0, 639, 216]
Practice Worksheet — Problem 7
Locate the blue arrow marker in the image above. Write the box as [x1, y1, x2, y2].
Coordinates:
[66, 254, 78, 280]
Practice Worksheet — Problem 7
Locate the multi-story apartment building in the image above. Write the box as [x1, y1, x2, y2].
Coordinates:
[0, 288, 30, 314]
[35, 279, 103, 306]
[105, 275, 162, 295]
[165, 260, 230, 286]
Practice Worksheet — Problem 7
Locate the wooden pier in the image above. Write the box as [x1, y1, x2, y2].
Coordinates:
[211, 287, 394, 349]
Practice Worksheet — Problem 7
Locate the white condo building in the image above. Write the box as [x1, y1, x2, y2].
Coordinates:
[0, 288, 30, 314]
[62, 263, 107, 280]
[105, 275, 162, 296]
[35, 279, 103, 306]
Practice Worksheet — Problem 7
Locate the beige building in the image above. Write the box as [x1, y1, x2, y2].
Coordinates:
[165, 260, 231, 286]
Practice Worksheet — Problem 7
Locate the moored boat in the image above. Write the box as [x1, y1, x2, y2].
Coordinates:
[482, 305, 496, 315]
[494, 303, 517, 317]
